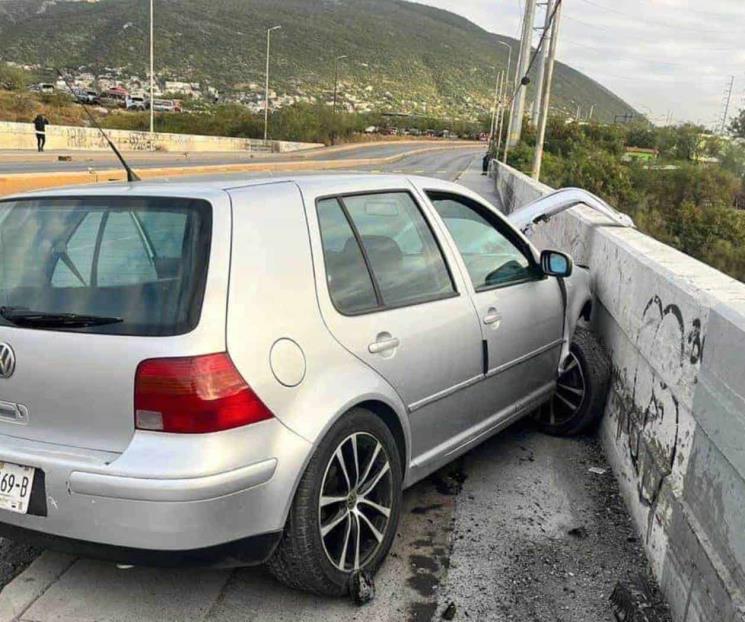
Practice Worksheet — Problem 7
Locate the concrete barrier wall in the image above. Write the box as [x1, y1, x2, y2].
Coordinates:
[0, 121, 322, 153]
[492, 161, 745, 622]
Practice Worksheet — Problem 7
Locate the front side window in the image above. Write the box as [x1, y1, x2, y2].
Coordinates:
[0, 196, 212, 336]
[428, 193, 538, 290]
[316, 192, 455, 314]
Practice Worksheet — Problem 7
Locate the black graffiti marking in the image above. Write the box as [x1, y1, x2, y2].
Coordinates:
[687, 318, 704, 365]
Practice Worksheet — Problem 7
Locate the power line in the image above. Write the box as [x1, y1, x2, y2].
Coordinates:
[574, 0, 742, 34]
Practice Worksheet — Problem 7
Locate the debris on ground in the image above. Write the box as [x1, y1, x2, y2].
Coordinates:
[349, 569, 376, 606]
[588, 466, 607, 475]
[442, 601, 457, 620]
[567, 526, 589, 539]
[431, 460, 468, 496]
[610, 575, 670, 621]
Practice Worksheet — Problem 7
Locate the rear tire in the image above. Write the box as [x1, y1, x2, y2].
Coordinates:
[535, 327, 610, 436]
[268, 408, 402, 595]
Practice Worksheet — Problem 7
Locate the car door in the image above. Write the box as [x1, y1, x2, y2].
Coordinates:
[309, 189, 486, 461]
[425, 190, 564, 417]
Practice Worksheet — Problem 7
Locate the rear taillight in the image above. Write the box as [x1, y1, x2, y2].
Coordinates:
[134, 353, 273, 434]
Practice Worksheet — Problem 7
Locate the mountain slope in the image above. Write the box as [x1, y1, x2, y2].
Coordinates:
[0, 0, 636, 122]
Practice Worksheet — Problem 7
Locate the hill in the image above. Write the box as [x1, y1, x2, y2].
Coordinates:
[0, 0, 636, 122]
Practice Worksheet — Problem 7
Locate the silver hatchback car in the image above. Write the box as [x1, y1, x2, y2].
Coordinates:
[0, 174, 609, 595]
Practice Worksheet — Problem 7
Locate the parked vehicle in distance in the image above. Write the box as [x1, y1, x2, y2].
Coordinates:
[151, 98, 181, 113]
[30, 83, 55, 94]
[73, 88, 100, 105]
[125, 95, 148, 111]
[99, 87, 128, 108]
[0, 174, 609, 596]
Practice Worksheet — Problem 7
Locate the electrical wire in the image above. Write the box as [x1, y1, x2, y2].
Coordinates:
[509, 0, 561, 104]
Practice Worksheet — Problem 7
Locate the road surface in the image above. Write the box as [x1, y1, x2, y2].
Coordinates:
[0, 147, 669, 622]
[0, 140, 473, 174]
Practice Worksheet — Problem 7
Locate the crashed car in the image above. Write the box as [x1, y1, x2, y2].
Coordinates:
[0, 174, 609, 595]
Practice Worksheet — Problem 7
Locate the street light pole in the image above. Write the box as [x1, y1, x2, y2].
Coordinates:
[264, 25, 281, 144]
[332, 54, 347, 145]
[495, 40, 513, 161]
[149, 0, 154, 142]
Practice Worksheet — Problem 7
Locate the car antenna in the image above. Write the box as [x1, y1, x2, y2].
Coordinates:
[55, 68, 141, 182]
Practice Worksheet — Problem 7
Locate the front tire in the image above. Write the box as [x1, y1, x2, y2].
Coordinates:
[268, 408, 402, 595]
[534, 327, 610, 436]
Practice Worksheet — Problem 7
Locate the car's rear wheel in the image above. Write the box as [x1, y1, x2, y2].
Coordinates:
[268, 408, 402, 595]
[534, 327, 610, 436]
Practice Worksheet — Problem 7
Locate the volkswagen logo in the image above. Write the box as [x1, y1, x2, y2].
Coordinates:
[0, 343, 16, 379]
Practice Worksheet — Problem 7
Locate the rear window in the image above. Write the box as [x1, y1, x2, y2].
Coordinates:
[0, 196, 212, 336]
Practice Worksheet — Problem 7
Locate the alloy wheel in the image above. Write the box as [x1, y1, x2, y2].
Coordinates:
[318, 432, 393, 572]
[541, 351, 587, 426]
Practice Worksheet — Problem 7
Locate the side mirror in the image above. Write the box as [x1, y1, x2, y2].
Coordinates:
[541, 250, 573, 278]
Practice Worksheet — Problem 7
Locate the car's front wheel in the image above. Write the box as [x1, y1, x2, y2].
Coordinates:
[268, 408, 402, 595]
[534, 327, 611, 436]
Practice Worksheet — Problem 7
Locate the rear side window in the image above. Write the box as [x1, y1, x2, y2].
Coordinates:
[0, 196, 212, 336]
[316, 192, 455, 314]
[317, 198, 378, 314]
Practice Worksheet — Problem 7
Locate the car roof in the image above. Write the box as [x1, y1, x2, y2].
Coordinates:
[3, 174, 468, 202]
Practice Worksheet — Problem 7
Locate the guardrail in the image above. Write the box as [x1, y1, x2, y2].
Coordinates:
[491, 160, 745, 622]
[0, 121, 323, 153]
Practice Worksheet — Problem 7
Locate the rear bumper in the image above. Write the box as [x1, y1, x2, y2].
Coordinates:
[0, 420, 313, 553]
[0, 522, 281, 568]
[68, 458, 277, 502]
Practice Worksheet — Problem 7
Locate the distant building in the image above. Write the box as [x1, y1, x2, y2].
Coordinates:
[623, 147, 659, 163]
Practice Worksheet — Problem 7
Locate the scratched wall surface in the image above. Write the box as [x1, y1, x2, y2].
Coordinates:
[491, 161, 745, 622]
[0, 121, 322, 153]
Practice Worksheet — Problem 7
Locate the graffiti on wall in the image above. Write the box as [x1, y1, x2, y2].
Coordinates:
[613, 294, 704, 533]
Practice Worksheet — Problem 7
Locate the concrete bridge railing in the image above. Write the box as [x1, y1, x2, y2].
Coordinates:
[492, 161, 745, 622]
[0, 121, 323, 153]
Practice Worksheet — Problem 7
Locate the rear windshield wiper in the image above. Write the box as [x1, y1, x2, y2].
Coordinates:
[0, 307, 123, 329]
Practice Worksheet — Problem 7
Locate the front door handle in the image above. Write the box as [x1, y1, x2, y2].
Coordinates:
[483, 308, 502, 326]
[368, 336, 400, 354]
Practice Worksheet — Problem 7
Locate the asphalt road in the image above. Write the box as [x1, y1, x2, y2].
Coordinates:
[0, 148, 669, 622]
[0, 140, 473, 174]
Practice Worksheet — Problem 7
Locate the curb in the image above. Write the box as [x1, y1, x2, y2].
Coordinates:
[0, 553, 77, 622]
[0, 144, 478, 197]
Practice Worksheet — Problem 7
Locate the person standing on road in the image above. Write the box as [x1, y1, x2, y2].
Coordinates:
[33, 113, 50, 152]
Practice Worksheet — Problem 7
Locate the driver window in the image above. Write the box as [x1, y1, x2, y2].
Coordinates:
[428, 193, 537, 290]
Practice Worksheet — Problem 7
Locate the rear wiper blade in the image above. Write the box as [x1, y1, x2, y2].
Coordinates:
[0, 307, 123, 328]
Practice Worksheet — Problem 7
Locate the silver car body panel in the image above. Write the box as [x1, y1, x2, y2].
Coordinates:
[507, 186, 635, 236]
[0, 174, 594, 555]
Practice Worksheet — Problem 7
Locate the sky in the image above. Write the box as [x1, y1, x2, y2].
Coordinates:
[415, 0, 745, 126]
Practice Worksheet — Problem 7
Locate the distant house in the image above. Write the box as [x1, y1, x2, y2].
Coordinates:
[623, 147, 659, 162]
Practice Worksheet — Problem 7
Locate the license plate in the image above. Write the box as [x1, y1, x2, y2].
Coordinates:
[0, 461, 35, 514]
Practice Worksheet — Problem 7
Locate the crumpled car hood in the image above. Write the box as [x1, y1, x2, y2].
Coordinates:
[507, 187, 635, 235]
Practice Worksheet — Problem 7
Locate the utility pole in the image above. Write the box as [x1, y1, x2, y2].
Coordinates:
[531, 0, 562, 180]
[489, 71, 503, 143]
[531, 0, 553, 126]
[331, 54, 347, 145]
[719, 75, 735, 135]
[149, 0, 154, 141]
[264, 25, 281, 144]
[507, 0, 537, 149]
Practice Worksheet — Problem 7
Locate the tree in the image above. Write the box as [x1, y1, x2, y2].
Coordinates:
[0, 64, 29, 91]
[729, 108, 745, 139]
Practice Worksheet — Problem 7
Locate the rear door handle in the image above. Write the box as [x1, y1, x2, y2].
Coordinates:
[483, 308, 502, 326]
[368, 337, 400, 354]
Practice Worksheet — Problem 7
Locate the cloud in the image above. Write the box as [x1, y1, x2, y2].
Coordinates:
[414, 0, 745, 125]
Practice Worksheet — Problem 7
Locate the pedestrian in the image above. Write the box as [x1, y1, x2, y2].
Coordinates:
[33, 113, 50, 152]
